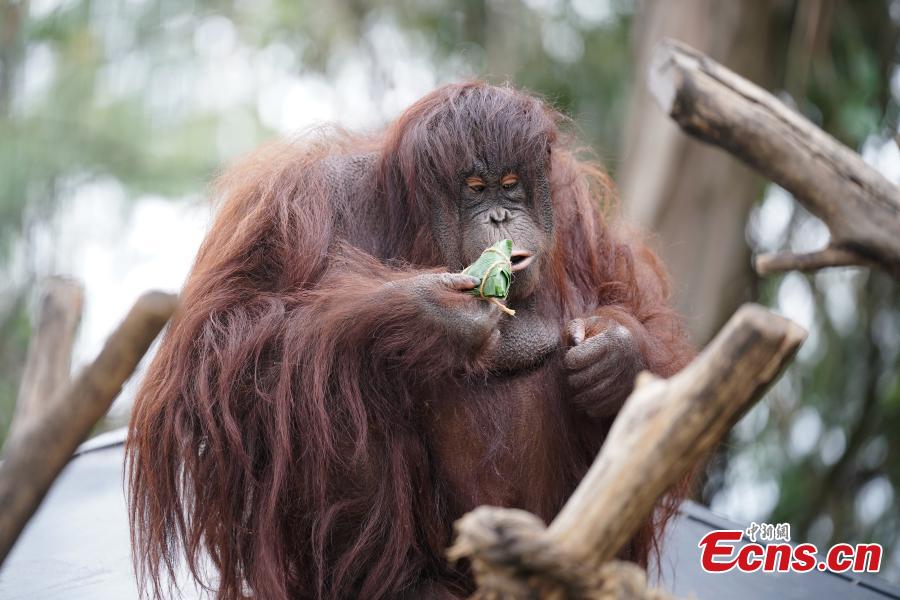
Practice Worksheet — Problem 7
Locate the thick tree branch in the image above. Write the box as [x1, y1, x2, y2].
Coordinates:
[549, 304, 804, 565]
[10, 277, 83, 430]
[649, 39, 900, 278]
[450, 304, 806, 598]
[0, 291, 177, 566]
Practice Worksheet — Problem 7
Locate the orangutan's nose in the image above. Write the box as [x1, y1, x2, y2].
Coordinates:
[488, 207, 511, 225]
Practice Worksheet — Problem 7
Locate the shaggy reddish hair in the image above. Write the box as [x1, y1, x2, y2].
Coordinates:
[127, 81, 692, 599]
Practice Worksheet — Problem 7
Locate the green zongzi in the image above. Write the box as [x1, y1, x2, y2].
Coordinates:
[462, 239, 515, 316]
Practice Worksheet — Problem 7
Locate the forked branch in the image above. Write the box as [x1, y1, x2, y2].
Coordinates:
[0, 291, 178, 566]
[649, 39, 900, 278]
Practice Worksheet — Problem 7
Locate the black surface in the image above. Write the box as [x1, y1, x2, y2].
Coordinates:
[1, 430, 897, 599]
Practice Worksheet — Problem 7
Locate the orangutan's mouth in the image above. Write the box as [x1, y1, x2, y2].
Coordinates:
[511, 250, 535, 272]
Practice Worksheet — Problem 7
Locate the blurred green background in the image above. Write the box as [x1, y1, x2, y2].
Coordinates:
[1, 0, 899, 583]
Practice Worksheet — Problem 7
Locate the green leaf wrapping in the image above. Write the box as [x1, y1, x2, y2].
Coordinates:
[462, 239, 513, 299]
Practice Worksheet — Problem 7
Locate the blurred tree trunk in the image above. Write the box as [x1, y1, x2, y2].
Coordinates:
[618, 0, 780, 346]
[0, 0, 27, 115]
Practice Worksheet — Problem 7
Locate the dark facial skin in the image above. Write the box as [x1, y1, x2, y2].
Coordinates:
[456, 159, 552, 303]
[416, 159, 560, 373]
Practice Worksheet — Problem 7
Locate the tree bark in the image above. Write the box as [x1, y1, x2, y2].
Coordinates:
[618, 0, 778, 346]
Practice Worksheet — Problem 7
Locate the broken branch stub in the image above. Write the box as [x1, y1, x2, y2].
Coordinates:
[11, 277, 84, 430]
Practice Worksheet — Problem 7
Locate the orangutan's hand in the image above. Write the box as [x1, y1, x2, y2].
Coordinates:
[388, 273, 501, 356]
[564, 316, 645, 418]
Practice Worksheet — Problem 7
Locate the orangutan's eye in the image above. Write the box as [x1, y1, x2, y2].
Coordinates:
[466, 176, 486, 192]
[501, 174, 519, 190]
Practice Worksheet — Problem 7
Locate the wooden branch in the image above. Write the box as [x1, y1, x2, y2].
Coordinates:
[450, 304, 806, 598]
[0, 291, 177, 566]
[548, 303, 805, 564]
[755, 245, 875, 275]
[11, 277, 83, 430]
[649, 39, 900, 278]
[450, 506, 671, 599]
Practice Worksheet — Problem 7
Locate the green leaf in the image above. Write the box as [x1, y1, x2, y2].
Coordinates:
[462, 239, 513, 299]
